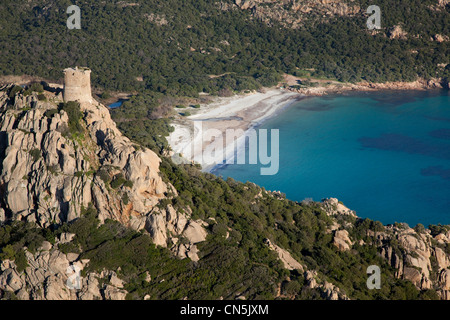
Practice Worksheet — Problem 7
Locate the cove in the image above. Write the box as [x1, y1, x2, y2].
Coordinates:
[213, 90, 450, 227]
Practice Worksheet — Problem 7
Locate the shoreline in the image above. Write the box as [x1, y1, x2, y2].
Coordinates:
[168, 88, 303, 172]
[283, 76, 447, 96]
[209, 93, 304, 174]
[167, 79, 448, 173]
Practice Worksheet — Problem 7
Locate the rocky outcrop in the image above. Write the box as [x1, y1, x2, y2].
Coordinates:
[304, 270, 349, 300]
[232, 0, 361, 28]
[319, 198, 450, 299]
[388, 25, 408, 40]
[264, 238, 304, 271]
[433, 34, 449, 43]
[0, 83, 168, 228]
[0, 239, 126, 300]
[0, 78, 211, 300]
[333, 229, 353, 251]
[341, 219, 450, 298]
[322, 198, 356, 217]
[381, 226, 450, 297]
[140, 204, 207, 261]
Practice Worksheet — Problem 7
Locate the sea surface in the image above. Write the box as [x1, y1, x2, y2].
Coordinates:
[212, 90, 450, 227]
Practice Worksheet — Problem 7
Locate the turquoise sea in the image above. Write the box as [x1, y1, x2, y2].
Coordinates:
[212, 90, 450, 227]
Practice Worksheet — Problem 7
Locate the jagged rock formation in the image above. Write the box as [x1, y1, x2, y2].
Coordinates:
[0, 235, 127, 300]
[0, 69, 210, 252]
[321, 197, 450, 299]
[143, 205, 208, 261]
[388, 25, 408, 40]
[0, 83, 167, 227]
[378, 226, 450, 299]
[0, 72, 214, 299]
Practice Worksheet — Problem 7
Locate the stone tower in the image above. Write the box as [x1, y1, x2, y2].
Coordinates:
[63, 67, 93, 103]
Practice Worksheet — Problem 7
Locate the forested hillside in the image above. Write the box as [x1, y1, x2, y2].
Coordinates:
[1, 2, 450, 297]
[1, 0, 449, 96]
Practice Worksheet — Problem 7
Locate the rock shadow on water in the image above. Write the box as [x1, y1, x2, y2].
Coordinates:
[429, 128, 450, 140]
[369, 90, 444, 108]
[371, 94, 418, 107]
[359, 133, 450, 160]
[421, 166, 450, 181]
[295, 102, 334, 112]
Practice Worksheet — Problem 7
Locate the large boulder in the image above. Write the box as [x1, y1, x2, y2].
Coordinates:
[333, 229, 353, 251]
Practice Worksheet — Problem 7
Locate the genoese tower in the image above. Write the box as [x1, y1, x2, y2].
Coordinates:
[63, 67, 93, 103]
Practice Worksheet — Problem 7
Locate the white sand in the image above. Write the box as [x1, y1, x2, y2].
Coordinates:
[168, 88, 302, 172]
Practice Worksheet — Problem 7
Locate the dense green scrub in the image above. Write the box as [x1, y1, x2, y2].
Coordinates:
[1, 0, 448, 300]
[0, 161, 442, 300]
[1, 0, 449, 95]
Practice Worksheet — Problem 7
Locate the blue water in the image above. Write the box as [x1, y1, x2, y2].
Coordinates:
[109, 101, 123, 109]
[213, 90, 450, 227]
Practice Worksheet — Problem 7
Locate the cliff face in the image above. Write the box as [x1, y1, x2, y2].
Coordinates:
[0, 83, 213, 299]
[0, 84, 209, 252]
[0, 85, 167, 227]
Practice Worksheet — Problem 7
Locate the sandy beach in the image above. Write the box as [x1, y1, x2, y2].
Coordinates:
[168, 88, 303, 172]
[167, 73, 445, 172]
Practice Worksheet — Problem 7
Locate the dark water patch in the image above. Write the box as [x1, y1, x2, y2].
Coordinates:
[421, 166, 450, 181]
[426, 116, 450, 122]
[429, 129, 450, 140]
[367, 90, 447, 111]
[369, 91, 421, 107]
[295, 102, 334, 112]
[359, 133, 450, 160]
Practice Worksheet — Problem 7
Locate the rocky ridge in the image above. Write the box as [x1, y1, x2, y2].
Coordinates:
[0, 83, 212, 299]
[232, 0, 361, 28]
[323, 198, 450, 300]
[231, 0, 449, 48]
[0, 234, 127, 300]
[284, 76, 449, 96]
[0, 84, 208, 259]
